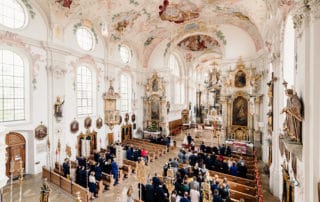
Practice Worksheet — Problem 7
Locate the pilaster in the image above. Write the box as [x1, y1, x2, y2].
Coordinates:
[0, 126, 9, 189]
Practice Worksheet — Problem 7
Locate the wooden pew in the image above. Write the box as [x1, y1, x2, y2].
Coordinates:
[121, 164, 132, 178]
[131, 138, 167, 154]
[229, 189, 258, 202]
[123, 159, 138, 173]
[102, 172, 114, 190]
[42, 167, 90, 202]
[129, 140, 165, 155]
[208, 170, 256, 187]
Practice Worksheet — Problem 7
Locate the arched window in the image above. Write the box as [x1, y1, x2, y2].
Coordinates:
[169, 54, 184, 104]
[120, 74, 131, 113]
[169, 54, 180, 76]
[76, 27, 95, 51]
[119, 45, 131, 64]
[0, 0, 27, 29]
[283, 15, 295, 87]
[76, 66, 93, 116]
[0, 49, 26, 122]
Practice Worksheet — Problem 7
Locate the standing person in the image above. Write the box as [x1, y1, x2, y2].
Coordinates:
[180, 192, 190, 202]
[190, 188, 200, 202]
[187, 133, 192, 145]
[62, 158, 70, 178]
[141, 148, 149, 165]
[88, 171, 97, 199]
[111, 160, 119, 186]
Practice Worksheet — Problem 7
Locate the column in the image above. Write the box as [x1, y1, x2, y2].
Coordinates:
[303, 4, 320, 201]
[269, 54, 283, 198]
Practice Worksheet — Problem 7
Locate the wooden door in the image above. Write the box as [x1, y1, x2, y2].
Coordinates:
[6, 132, 26, 178]
[107, 133, 114, 146]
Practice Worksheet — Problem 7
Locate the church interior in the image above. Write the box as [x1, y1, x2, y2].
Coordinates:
[0, 0, 319, 201]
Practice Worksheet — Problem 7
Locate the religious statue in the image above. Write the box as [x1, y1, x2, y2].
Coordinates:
[54, 96, 64, 119]
[281, 89, 303, 144]
[40, 178, 50, 202]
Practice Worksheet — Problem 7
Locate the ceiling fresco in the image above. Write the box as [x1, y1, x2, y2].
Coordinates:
[177, 35, 221, 52]
[33, 0, 276, 67]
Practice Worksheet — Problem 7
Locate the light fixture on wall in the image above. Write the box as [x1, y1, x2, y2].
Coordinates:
[103, 79, 120, 130]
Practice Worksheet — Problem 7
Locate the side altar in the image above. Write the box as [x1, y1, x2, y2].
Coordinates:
[143, 73, 168, 135]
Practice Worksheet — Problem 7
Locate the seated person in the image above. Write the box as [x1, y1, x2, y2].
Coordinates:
[230, 162, 238, 176]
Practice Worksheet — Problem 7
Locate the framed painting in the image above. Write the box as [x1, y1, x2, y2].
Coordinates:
[70, 119, 79, 133]
[232, 96, 248, 126]
[35, 123, 48, 140]
[235, 70, 246, 88]
[84, 117, 92, 129]
[96, 117, 103, 129]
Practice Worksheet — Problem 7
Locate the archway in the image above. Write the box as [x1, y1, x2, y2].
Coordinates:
[5, 132, 26, 178]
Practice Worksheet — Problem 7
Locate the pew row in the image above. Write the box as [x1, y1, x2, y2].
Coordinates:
[42, 167, 90, 202]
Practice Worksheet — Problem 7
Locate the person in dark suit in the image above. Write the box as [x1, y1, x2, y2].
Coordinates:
[80, 166, 88, 188]
[180, 192, 190, 202]
[200, 142, 206, 152]
[111, 160, 118, 185]
[94, 162, 102, 181]
[152, 173, 161, 187]
[126, 148, 133, 160]
[230, 162, 238, 176]
[187, 134, 192, 145]
[93, 150, 100, 162]
[62, 158, 70, 178]
[145, 181, 155, 202]
[219, 144, 226, 155]
[154, 184, 166, 202]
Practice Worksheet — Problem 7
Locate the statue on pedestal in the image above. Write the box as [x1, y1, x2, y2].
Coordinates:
[281, 89, 303, 144]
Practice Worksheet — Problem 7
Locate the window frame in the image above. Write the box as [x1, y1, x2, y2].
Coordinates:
[120, 74, 131, 113]
[0, 0, 28, 29]
[75, 26, 96, 52]
[0, 47, 30, 125]
[119, 44, 132, 64]
[76, 65, 94, 116]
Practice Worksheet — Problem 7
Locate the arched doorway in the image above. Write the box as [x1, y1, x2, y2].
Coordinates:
[5, 132, 26, 178]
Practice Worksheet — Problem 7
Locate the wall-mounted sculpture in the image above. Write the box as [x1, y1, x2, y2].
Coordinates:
[54, 96, 64, 121]
[281, 88, 303, 144]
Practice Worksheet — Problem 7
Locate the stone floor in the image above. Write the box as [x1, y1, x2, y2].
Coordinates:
[2, 128, 279, 202]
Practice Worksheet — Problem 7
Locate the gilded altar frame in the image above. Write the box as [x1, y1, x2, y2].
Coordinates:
[143, 73, 167, 133]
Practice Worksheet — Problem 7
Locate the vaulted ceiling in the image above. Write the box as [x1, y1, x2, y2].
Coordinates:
[33, 0, 284, 67]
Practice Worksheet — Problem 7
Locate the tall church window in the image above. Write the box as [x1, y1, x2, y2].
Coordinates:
[120, 74, 131, 113]
[119, 45, 131, 64]
[77, 66, 93, 116]
[283, 15, 295, 87]
[0, 49, 26, 122]
[0, 0, 27, 29]
[169, 54, 184, 104]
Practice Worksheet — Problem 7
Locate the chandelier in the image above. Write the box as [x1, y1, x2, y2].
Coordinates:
[103, 79, 120, 130]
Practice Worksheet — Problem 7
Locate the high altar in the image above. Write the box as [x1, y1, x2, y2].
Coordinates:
[143, 73, 167, 134]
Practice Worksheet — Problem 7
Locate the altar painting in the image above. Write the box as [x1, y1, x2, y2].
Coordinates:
[232, 96, 248, 126]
